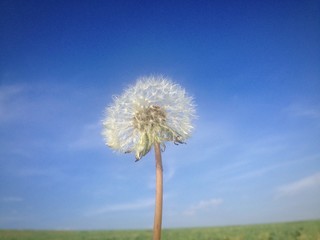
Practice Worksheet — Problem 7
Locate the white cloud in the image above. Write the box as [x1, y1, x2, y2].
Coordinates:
[0, 84, 24, 122]
[228, 159, 297, 182]
[164, 164, 175, 182]
[286, 104, 320, 119]
[15, 167, 55, 177]
[276, 172, 320, 198]
[183, 198, 223, 216]
[0, 85, 23, 100]
[87, 198, 154, 215]
[69, 122, 105, 150]
[1, 197, 23, 203]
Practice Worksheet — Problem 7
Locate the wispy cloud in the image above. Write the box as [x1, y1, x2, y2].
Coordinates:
[15, 167, 55, 177]
[0, 85, 23, 101]
[69, 122, 104, 150]
[183, 198, 223, 216]
[1, 197, 23, 203]
[276, 172, 320, 198]
[0, 84, 25, 122]
[87, 198, 154, 216]
[164, 164, 175, 182]
[286, 104, 320, 119]
[228, 158, 300, 182]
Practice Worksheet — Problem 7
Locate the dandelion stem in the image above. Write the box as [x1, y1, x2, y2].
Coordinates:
[153, 142, 163, 240]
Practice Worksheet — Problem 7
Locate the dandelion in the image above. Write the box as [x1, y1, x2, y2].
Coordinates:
[102, 75, 195, 240]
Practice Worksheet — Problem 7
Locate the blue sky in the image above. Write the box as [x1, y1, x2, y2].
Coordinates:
[1, 0, 319, 230]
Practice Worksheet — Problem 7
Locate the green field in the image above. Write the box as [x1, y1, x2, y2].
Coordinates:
[1, 220, 319, 240]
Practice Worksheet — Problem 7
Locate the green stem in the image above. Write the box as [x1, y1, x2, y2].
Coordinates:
[153, 142, 163, 240]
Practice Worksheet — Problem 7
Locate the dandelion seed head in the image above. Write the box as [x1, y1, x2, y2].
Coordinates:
[102, 75, 196, 160]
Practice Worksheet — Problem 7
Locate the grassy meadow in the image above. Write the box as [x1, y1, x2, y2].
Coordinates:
[1, 220, 319, 240]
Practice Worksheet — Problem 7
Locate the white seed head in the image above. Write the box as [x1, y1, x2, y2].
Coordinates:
[102, 76, 196, 160]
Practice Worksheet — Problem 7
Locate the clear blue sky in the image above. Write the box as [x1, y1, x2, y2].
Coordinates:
[1, 0, 319, 230]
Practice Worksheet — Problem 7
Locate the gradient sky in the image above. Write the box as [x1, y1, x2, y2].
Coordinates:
[0, 0, 319, 230]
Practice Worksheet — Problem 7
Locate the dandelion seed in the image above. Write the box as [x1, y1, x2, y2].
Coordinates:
[102, 75, 196, 161]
